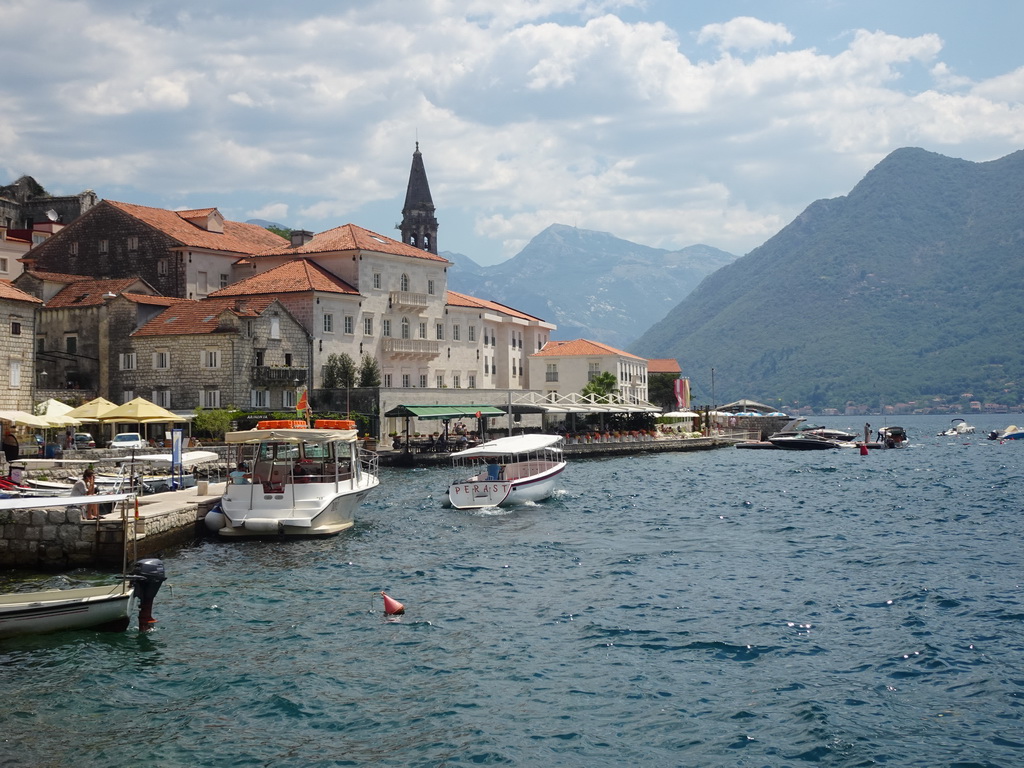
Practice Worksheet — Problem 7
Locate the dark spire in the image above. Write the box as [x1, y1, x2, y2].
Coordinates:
[400, 142, 438, 254]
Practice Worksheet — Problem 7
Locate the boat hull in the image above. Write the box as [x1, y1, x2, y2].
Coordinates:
[448, 463, 565, 509]
[0, 584, 135, 639]
[767, 436, 838, 450]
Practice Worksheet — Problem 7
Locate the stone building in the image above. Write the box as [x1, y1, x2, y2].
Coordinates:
[0, 280, 42, 410]
[0, 175, 97, 231]
[528, 339, 649, 404]
[21, 200, 286, 299]
[127, 296, 310, 411]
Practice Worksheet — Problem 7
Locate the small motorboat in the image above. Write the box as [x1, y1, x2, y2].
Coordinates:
[938, 418, 975, 436]
[988, 425, 1024, 441]
[208, 419, 379, 537]
[0, 559, 166, 639]
[447, 434, 566, 508]
[764, 418, 840, 450]
[875, 426, 908, 448]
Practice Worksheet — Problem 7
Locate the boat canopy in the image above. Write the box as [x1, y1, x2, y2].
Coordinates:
[451, 434, 563, 459]
[224, 427, 358, 445]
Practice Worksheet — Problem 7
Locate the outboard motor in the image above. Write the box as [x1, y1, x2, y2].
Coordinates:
[128, 558, 167, 628]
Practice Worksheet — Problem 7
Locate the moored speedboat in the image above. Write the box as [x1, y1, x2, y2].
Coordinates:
[988, 425, 1024, 441]
[447, 434, 566, 509]
[208, 419, 379, 537]
[875, 426, 908, 448]
[766, 432, 840, 450]
[938, 418, 975, 436]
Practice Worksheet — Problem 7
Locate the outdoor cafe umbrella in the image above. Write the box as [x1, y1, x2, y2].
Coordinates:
[98, 396, 182, 424]
[0, 410, 50, 428]
[64, 396, 119, 423]
[35, 398, 81, 427]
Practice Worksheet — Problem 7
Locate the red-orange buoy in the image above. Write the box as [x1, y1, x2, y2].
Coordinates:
[859, 443, 868, 456]
[382, 591, 405, 615]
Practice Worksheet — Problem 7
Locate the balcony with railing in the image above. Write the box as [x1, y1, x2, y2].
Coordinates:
[381, 338, 440, 360]
[389, 291, 430, 311]
[251, 367, 307, 386]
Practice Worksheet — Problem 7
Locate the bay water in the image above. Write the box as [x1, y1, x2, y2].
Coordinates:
[2, 414, 1023, 767]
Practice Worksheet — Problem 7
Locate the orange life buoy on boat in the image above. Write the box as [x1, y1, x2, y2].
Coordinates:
[313, 419, 356, 430]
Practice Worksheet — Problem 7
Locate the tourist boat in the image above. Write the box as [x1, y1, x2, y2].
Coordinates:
[938, 418, 975, 436]
[0, 494, 166, 638]
[206, 420, 379, 537]
[447, 434, 566, 509]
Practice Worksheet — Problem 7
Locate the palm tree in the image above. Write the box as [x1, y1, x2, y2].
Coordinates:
[581, 372, 617, 402]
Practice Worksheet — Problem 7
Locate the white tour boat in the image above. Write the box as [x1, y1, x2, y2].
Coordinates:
[207, 419, 379, 537]
[0, 494, 167, 638]
[447, 434, 566, 509]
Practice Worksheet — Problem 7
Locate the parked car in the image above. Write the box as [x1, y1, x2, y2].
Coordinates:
[107, 432, 148, 450]
[73, 432, 96, 449]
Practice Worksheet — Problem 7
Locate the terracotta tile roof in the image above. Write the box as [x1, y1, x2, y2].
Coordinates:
[446, 290, 542, 322]
[254, 223, 450, 263]
[21, 268, 90, 284]
[0, 279, 42, 304]
[177, 208, 218, 218]
[647, 358, 681, 374]
[533, 339, 646, 360]
[106, 200, 287, 254]
[209, 259, 359, 298]
[121, 292, 190, 307]
[133, 296, 277, 337]
[45, 277, 149, 308]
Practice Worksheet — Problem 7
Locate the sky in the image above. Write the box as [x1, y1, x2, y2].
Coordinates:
[3, 0, 1024, 266]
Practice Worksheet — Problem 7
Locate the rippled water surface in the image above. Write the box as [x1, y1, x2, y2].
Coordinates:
[3, 415, 1024, 767]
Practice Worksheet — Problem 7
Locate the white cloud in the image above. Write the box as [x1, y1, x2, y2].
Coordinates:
[697, 17, 794, 52]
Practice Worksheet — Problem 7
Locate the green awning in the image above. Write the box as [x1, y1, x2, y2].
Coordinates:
[383, 405, 506, 420]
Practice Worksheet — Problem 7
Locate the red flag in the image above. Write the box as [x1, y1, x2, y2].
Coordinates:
[296, 389, 308, 413]
[475, 410, 482, 418]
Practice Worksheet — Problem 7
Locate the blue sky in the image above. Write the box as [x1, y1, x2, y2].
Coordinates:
[3, 0, 1023, 265]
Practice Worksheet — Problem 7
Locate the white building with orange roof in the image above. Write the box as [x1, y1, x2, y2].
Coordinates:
[529, 339, 649, 404]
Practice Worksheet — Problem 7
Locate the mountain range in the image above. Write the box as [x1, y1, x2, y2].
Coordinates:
[630, 147, 1024, 410]
[443, 224, 736, 349]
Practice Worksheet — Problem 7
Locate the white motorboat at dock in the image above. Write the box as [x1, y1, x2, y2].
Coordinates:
[206, 419, 379, 537]
[447, 433, 566, 509]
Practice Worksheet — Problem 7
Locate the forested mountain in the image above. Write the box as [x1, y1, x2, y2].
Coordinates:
[631, 147, 1024, 410]
[444, 224, 736, 349]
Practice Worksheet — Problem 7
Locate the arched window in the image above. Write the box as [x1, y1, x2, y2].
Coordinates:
[401, 317, 410, 339]
[400, 273, 410, 292]
[424, 235, 431, 250]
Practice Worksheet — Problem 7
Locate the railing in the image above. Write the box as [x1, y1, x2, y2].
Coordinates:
[389, 291, 429, 310]
[251, 367, 307, 385]
[380, 338, 440, 357]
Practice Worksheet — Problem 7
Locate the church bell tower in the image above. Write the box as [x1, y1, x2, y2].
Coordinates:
[399, 142, 438, 254]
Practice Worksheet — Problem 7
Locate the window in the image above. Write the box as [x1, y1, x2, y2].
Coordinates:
[255, 349, 265, 366]
[452, 325, 461, 341]
[546, 363, 558, 382]
[246, 320, 253, 338]
[436, 374, 444, 388]
[0, 258, 8, 274]
[435, 323, 444, 340]
[284, 353, 292, 367]
[36, 336, 44, 353]
[65, 335, 77, 355]
[373, 273, 381, 290]
[202, 350, 221, 369]
[98, 239, 108, 255]
[344, 315, 354, 334]
[283, 389, 297, 408]
[402, 374, 410, 388]
[153, 350, 169, 370]
[468, 374, 476, 388]
[203, 389, 221, 408]
[123, 390, 134, 403]
[120, 352, 136, 371]
[9, 360, 20, 388]
[197, 271, 208, 294]
[381, 319, 391, 337]
[152, 389, 171, 408]
[127, 236, 139, 252]
[419, 374, 427, 388]
[427, 279, 435, 295]
[418, 322, 427, 339]
[383, 373, 392, 388]
[468, 325, 476, 342]
[401, 273, 410, 291]
[588, 362, 600, 381]
[401, 317, 410, 339]
[10, 321, 20, 336]
[452, 374, 461, 388]
[323, 313, 334, 333]
[270, 316, 280, 339]
[69, 241, 78, 257]
[157, 258, 168, 276]
[363, 317, 373, 335]
[220, 274, 229, 289]
[251, 389, 270, 407]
